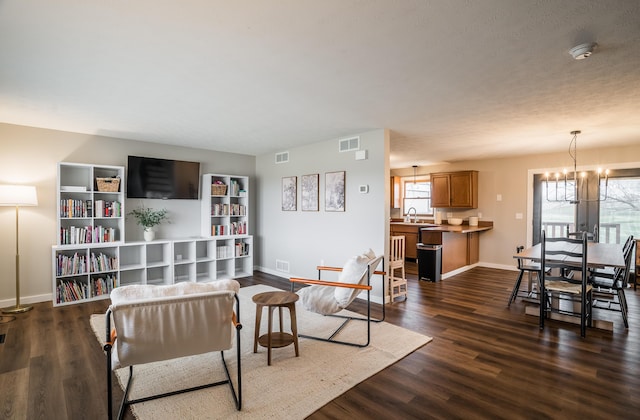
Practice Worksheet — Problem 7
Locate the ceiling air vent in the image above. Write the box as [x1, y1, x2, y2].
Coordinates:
[339, 136, 360, 152]
[275, 151, 289, 164]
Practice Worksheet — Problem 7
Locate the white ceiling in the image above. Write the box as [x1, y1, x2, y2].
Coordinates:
[1, 1, 639, 168]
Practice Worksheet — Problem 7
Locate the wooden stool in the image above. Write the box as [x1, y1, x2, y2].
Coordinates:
[252, 291, 300, 365]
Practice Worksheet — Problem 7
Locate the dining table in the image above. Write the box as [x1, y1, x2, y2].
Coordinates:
[513, 241, 626, 331]
[513, 241, 625, 269]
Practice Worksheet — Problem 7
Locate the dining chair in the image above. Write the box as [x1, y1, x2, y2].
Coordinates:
[389, 235, 408, 302]
[540, 231, 593, 337]
[566, 224, 598, 242]
[590, 235, 634, 328]
[508, 246, 542, 306]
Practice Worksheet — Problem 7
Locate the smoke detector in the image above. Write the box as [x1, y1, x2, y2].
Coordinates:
[569, 42, 597, 60]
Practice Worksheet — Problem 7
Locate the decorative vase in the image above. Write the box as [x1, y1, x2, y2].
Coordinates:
[143, 228, 155, 242]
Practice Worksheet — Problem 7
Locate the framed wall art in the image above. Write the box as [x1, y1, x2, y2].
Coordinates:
[325, 171, 345, 212]
[301, 173, 319, 211]
[282, 176, 297, 211]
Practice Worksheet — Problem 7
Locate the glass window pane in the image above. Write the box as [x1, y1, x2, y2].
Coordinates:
[599, 177, 640, 243]
[403, 180, 432, 215]
[404, 198, 432, 215]
[541, 181, 575, 237]
[405, 181, 430, 198]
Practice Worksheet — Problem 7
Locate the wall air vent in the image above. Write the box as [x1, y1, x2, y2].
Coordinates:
[276, 259, 290, 273]
[275, 151, 289, 164]
[339, 136, 360, 152]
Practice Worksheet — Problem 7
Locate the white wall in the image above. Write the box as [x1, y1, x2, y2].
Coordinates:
[255, 129, 390, 302]
[0, 123, 255, 306]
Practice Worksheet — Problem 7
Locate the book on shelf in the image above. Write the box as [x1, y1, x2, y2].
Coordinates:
[212, 224, 230, 236]
[94, 200, 121, 217]
[90, 252, 118, 273]
[216, 245, 234, 259]
[56, 278, 88, 303]
[56, 252, 87, 276]
[60, 199, 92, 218]
[211, 203, 229, 216]
[230, 221, 247, 235]
[93, 226, 117, 243]
[235, 241, 250, 257]
[90, 274, 118, 297]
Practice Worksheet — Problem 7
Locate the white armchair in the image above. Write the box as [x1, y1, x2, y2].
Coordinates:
[290, 249, 385, 347]
[103, 280, 242, 420]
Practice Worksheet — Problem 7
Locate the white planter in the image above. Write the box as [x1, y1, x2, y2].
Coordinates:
[143, 228, 155, 242]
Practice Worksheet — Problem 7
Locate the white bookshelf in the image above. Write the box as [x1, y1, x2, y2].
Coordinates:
[57, 162, 125, 245]
[201, 173, 253, 278]
[52, 165, 254, 306]
[201, 174, 249, 237]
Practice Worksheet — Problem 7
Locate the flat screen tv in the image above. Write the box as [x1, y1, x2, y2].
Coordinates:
[127, 156, 200, 199]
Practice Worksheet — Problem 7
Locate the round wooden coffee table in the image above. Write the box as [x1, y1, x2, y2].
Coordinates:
[252, 291, 299, 365]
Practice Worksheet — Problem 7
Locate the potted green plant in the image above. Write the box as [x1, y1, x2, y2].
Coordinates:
[128, 206, 169, 241]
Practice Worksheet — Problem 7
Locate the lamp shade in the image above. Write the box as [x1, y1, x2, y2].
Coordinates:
[0, 185, 38, 206]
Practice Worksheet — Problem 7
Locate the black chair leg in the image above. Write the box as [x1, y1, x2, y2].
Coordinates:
[619, 289, 629, 328]
[508, 270, 525, 306]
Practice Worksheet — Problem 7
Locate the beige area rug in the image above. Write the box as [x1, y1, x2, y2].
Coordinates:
[90, 284, 432, 419]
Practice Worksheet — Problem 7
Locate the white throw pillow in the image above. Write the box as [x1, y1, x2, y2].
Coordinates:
[334, 250, 375, 307]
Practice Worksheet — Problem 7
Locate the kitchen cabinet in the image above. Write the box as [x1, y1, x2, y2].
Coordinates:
[430, 170, 478, 208]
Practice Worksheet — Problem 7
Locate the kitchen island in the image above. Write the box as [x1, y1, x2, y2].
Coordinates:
[420, 223, 492, 274]
[390, 221, 493, 274]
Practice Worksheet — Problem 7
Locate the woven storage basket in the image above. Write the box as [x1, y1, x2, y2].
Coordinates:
[211, 184, 227, 195]
[96, 177, 121, 192]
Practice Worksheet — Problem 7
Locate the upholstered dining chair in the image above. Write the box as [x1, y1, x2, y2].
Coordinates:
[540, 231, 593, 337]
[389, 235, 408, 302]
[289, 249, 385, 347]
[103, 280, 242, 420]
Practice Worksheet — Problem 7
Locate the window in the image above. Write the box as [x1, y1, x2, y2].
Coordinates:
[533, 169, 640, 245]
[599, 175, 640, 243]
[403, 178, 432, 215]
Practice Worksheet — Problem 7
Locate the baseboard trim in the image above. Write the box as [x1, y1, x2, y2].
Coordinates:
[0, 293, 53, 308]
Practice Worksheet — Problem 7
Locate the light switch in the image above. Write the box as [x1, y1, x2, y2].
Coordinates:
[497, 194, 503, 201]
[515, 213, 523, 220]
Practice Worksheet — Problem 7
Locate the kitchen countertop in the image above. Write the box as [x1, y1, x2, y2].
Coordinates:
[390, 221, 493, 234]
[419, 224, 492, 234]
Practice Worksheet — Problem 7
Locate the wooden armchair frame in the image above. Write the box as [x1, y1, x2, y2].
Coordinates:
[290, 259, 386, 348]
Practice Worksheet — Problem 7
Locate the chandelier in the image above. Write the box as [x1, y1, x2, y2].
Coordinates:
[545, 130, 609, 204]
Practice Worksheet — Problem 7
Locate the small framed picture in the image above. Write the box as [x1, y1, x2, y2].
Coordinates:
[325, 171, 345, 212]
[301, 174, 319, 212]
[282, 176, 297, 211]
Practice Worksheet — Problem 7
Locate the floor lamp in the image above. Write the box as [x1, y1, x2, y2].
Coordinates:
[0, 185, 38, 317]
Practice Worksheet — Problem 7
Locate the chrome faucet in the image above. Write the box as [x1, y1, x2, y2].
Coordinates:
[407, 207, 417, 223]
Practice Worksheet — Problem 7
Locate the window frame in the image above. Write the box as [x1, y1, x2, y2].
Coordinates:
[402, 176, 433, 216]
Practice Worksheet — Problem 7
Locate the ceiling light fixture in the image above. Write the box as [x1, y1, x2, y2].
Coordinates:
[569, 42, 597, 60]
[545, 131, 609, 204]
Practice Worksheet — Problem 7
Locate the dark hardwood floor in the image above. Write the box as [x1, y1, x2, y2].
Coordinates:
[1, 266, 639, 419]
